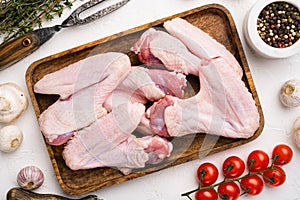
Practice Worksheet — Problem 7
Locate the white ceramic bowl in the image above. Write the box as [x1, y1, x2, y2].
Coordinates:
[244, 0, 300, 58]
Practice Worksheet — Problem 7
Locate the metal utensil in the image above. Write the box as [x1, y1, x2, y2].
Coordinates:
[0, 0, 130, 70]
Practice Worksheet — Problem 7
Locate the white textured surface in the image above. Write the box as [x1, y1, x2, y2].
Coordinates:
[1, 0, 300, 199]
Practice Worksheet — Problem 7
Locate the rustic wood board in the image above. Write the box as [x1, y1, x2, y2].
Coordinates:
[25, 4, 264, 195]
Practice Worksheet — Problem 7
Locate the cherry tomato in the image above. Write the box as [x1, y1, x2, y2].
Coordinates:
[272, 144, 293, 165]
[197, 162, 219, 186]
[263, 165, 286, 187]
[218, 182, 240, 200]
[240, 175, 264, 195]
[247, 150, 270, 172]
[222, 156, 245, 178]
[195, 188, 218, 200]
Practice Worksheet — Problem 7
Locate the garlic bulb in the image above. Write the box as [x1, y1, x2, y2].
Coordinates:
[293, 117, 300, 148]
[17, 166, 44, 190]
[0, 125, 23, 153]
[279, 79, 300, 107]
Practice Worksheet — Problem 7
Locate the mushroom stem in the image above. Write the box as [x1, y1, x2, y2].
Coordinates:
[11, 138, 21, 148]
[0, 96, 11, 112]
[284, 84, 295, 96]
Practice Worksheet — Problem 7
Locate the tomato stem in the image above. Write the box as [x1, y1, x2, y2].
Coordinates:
[240, 190, 248, 196]
[200, 169, 207, 182]
[181, 187, 200, 198]
[272, 154, 279, 164]
[248, 159, 256, 172]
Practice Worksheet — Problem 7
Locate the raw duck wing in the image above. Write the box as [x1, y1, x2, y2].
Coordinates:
[102, 66, 186, 136]
[150, 57, 260, 139]
[34, 52, 131, 99]
[131, 28, 163, 67]
[39, 84, 108, 146]
[132, 28, 201, 75]
[163, 18, 243, 78]
[136, 113, 156, 136]
[103, 67, 186, 111]
[62, 103, 145, 172]
[133, 68, 187, 136]
[62, 103, 172, 175]
[146, 69, 187, 98]
[39, 57, 131, 146]
[139, 135, 172, 165]
[103, 67, 166, 111]
[117, 135, 172, 175]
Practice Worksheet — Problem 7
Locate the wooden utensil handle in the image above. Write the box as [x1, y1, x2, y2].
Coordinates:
[6, 188, 100, 200]
[0, 33, 40, 70]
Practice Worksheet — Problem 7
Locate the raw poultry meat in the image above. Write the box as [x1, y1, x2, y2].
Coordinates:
[133, 18, 258, 138]
[34, 52, 131, 99]
[149, 57, 259, 138]
[103, 67, 165, 111]
[34, 17, 260, 175]
[164, 18, 243, 78]
[147, 96, 175, 137]
[39, 65, 186, 146]
[62, 103, 172, 175]
[132, 28, 201, 76]
[36, 53, 131, 145]
[131, 28, 163, 68]
[39, 84, 108, 145]
[146, 68, 186, 98]
[103, 66, 186, 136]
[103, 67, 186, 111]
[132, 26, 243, 78]
[136, 68, 187, 135]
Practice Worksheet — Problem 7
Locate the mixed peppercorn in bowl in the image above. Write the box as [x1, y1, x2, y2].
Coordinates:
[244, 0, 300, 58]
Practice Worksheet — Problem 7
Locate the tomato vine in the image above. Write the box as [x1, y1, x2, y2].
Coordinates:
[181, 144, 293, 200]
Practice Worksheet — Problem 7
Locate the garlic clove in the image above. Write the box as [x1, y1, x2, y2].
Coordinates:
[17, 166, 44, 190]
[0, 125, 23, 153]
[0, 82, 28, 123]
[293, 117, 300, 148]
[279, 79, 300, 107]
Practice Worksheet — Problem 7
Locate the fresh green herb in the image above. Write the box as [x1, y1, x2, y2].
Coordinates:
[0, 0, 76, 43]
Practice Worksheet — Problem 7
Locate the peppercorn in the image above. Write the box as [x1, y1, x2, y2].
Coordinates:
[257, 1, 300, 48]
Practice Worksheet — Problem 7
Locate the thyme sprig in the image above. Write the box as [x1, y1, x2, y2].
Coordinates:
[0, 0, 76, 43]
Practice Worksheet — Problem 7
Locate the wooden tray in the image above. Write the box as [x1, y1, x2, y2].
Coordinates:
[26, 4, 264, 195]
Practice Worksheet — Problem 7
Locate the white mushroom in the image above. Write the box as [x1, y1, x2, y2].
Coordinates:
[0, 125, 23, 153]
[0, 82, 28, 123]
[279, 79, 300, 107]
